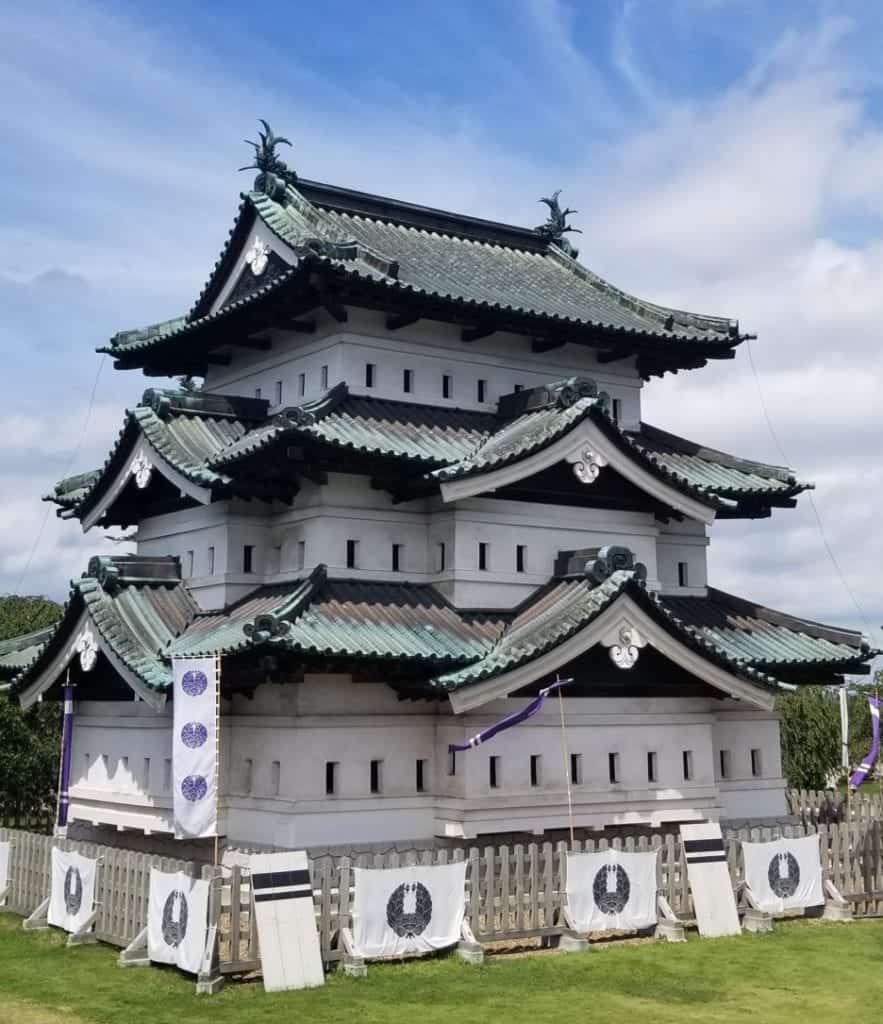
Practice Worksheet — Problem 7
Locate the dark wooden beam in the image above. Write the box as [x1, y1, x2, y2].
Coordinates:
[205, 351, 232, 366]
[290, 320, 316, 333]
[597, 348, 634, 364]
[386, 312, 421, 331]
[235, 336, 273, 351]
[461, 324, 496, 343]
[531, 337, 565, 353]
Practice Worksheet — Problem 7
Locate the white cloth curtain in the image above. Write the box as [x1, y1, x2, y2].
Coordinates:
[742, 834, 824, 914]
[172, 657, 218, 839]
[48, 847, 97, 934]
[565, 850, 658, 933]
[352, 862, 467, 959]
[147, 868, 209, 975]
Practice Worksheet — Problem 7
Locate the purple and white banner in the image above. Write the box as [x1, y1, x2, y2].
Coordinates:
[849, 695, 881, 791]
[56, 684, 75, 834]
[172, 657, 218, 839]
[448, 679, 571, 753]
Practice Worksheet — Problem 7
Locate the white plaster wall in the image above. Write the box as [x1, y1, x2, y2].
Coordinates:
[66, 684, 787, 846]
[204, 308, 643, 427]
[656, 520, 710, 595]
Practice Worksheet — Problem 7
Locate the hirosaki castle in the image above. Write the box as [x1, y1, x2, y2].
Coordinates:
[0, 125, 873, 849]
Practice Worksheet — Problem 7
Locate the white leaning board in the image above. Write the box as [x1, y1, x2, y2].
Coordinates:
[680, 822, 740, 937]
[250, 851, 324, 992]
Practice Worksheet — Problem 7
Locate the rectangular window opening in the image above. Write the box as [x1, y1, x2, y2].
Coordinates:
[365, 363, 376, 388]
[612, 398, 622, 423]
[320, 365, 329, 390]
[242, 544, 254, 573]
[298, 372, 305, 397]
[325, 761, 338, 795]
[370, 759, 383, 794]
[437, 541, 446, 573]
[163, 758, 172, 792]
[274, 380, 283, 405]
[647, 751, 658, 783]
[392, 543, 403, 572]
[530, 754, 541, 787]
[751, 748, 762, 777]
[489, 755, 500, 789]
[142, 757, 151, 789]
[477, 379, 487, 403]
[719, 749, 731, 779]
[207, 546, 215, 575]
[678, 561, 689, 587]
[570, 753, 583, 785]
[403, 368, 414, 393]
[516, 544, 527, 573]
[448, 749, 457, 776]
[608, 752, 620, 784]
[682, 749, 694, 781]
[416, 759, 427, 793]
[254, 386, 262, 400]
[184, 550, 194, 577]
[478, 542, 489, 572]
[346, 539, 358, 570]
[296, 540, 306, 570]
[243, 758, 253, 794]
[442, 374, 452, 399]
[513, 383, 524, 393]
[270, 760, 281, 797]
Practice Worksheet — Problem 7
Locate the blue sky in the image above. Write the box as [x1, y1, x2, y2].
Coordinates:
[1, 0, 881, 646]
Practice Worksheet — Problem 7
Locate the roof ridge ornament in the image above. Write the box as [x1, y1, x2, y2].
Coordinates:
[239, 119, 298, 200]
[535, 190, 582, 258]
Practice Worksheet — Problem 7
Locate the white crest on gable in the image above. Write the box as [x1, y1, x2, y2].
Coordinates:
[73, 627, 98, 673]
[246, 237, 271, 277]
[568, 447, 608, 484]
[601, 621, 647, 671]
[131, 452, 153, 490]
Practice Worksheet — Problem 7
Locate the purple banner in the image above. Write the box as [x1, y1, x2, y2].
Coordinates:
[56, 684, 75, 830]
[448, 679, 572, 753]
[849, 695, 881, 791]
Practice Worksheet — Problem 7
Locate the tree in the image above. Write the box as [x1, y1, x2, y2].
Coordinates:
[777, 686, 841, 790]
[0, 595, 63, 827]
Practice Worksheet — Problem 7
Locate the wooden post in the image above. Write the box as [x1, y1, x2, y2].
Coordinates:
[556, 679, 575, 844]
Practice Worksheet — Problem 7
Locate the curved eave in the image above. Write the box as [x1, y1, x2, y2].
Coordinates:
[439, 413, 719, 523]
[78, 434, 215, 531]
[444, 586, 780, 714]
[14, 603, 167, 712]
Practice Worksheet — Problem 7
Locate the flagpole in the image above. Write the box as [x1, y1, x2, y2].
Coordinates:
[556, 677, 575, 845]
[214, 652, 221, 868]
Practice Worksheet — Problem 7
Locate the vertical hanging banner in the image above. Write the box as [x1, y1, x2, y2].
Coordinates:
[56, 684, 75, 835]
[172, 657, 218, 839]
[742, 835, 824, 914]
[352, 862, 467, 959]
[48, 847, 98, 934]
[565, 850, 658, 933]
[147, 869, 209, 975]
[680, 822, 740, 937]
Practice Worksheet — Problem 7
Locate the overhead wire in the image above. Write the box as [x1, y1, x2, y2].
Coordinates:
[12, 355, 107, 595]
[744, 338, 872, 635]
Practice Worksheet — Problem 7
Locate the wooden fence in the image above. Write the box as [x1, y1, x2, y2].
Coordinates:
[786, 788, 883, 826]
[3, 819, 883, 975]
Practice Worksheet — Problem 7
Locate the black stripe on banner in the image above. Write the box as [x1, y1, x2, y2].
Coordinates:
[685, 854, 728, 864]
[683, 838, 725, 853]
[252, 869, 311, 890]
[255, 889, 314, 903]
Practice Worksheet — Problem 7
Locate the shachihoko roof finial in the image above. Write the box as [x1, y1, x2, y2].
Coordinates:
[535, 190, 582, 258]
[239, 119, 298, 200]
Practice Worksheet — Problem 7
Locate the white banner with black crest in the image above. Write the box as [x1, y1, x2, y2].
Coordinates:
[742, 834, 823, 914]
[352, 862, 467, 958]
[48, 847, 97, 933]
[147, 869, 209, 975]
[172, 657, 218, 839]
[565, 850, 657, 933]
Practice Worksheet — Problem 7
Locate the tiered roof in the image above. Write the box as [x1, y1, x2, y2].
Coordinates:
[5, 554, 871, 711]
[47, 381, 809, 526]
[99, 174, 744, 380]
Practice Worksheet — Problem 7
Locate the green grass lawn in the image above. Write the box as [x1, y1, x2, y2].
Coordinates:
[2, 912, 883, 1024]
